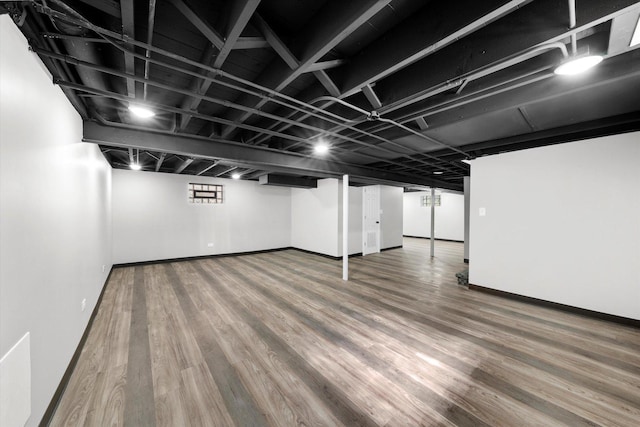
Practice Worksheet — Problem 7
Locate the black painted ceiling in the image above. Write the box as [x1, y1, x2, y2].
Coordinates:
[4, 0, 640, 190]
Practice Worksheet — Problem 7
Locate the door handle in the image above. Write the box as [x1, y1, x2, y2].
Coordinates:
[375, 221, 380, 224]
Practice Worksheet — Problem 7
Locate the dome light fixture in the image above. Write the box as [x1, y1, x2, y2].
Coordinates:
[129, 162, 142, 171]
[554, 55, 603, 75]
[231, 172, 241, 180]
[128, 104, 155, 118]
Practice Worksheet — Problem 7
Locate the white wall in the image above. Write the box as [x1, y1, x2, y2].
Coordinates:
[0, 16, 112, 427]
[291, 179, 341, 256]
[293, 181, 403, 257]
[469, 133, 640, 320]
[112, 170, 292, 264]
[403, 191, 464, 241]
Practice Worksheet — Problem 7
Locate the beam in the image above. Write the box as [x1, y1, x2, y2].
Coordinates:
[175, 158, 194, 174]
[180, 0, 261, 129]
[306, 59, 346, 72]
[77, 0, 121, 18]
[361, 84, 382, 109]
[143, 0, 157, 99]
[220, 0, 392, 138]
[120, 0, 136, 97]
[374, 0, 640, 110]
[196, 161, 218, 176]
[252, 13, 299, 69]
[167, 0, 224, 49]
[337, 0, 533, 98]
[83, 122, 453, 188]
[155, 152, 166, 172]
[234, 37, 270, 50]
[313, 70, 341, 97]
[214, 166, 237, 177]
[415, 117, 429, 130]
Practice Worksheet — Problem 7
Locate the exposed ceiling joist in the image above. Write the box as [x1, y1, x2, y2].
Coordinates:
[196, 161, 218, 176]
[155, 152, 166, 172]
[83, 122, 451, 188]
[175, 158, 194, 174]
[76, 0, 121, 18]
[167, 0, 224, 49]
[251, 13, 299, 70]
[338, 0, 533, 98]
[234, 36, 270, 50]
[179, 0, 261, 130]
[313, 70, 341, 97]
[120, 0, 135, 97]
[361, 84, 382, 109]
[375, 0, 640, 111]
[220, 0, 393, 138]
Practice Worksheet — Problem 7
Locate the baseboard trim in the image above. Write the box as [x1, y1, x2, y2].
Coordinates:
[113, 247, 293, 267]
[403, 235, 464, 243]
[468, 284, 640, 328]
[40, 267, 114, 426]
[293, 245, 402, 261]
[114, 245, 404, 267]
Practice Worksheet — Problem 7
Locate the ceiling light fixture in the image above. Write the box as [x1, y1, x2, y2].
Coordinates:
[130, 148, 142, 170]
[314, 142, 330, 155]
[433, 171, 444, 175]
[128, 104, 155, 118]
[554, 54, 603, 75]
[231, 172, 241, 180]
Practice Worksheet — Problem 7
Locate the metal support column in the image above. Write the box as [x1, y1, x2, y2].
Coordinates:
[430, 187, 436, 258]
[343, 174, 349, 280]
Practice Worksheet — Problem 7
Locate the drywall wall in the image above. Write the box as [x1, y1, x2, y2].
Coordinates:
[293, 181, 403, 257]
[469, 132, 640, 320]
[0, 16, 113, 426]
[403, 191, 464, 241]
[380, 186, 404, 249]
[112, 170, 292, 263]
[291, 179, 341, 256]
[464, 177, 470, 260]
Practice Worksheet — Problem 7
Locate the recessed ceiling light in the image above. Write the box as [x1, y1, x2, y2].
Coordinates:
[554, 55, 603, 75]
[433, 171, 444, 175]
[314, 142, 330, 155]
[128, 104, 155, 118]
[231, 172, 241, 179]
[130, 163, 142, 171]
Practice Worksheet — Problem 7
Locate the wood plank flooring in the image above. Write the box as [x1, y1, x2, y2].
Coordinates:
[50, 238, 640, 426]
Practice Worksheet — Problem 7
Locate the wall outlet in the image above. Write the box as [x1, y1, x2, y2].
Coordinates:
[102, 265, 106, 273]
[207, 243, 214, 247]
[81, 298, 86, 312]
[479, 207, 486, 216]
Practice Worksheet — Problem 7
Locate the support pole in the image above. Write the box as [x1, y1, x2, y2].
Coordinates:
[342, 175, 349, 280]
[430, 187, 436, 258]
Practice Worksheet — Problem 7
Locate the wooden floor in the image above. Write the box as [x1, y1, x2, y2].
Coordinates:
[50, 238, 640, 426]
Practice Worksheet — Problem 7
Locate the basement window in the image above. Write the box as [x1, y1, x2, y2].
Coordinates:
[421, 195, 441, 207]
[188, 183, 223, 204]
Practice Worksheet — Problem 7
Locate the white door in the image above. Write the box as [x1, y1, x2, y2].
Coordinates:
[362, 186, 380, 255]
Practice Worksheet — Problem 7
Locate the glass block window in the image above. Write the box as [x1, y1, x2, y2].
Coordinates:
[188, 183, 223, 204]
[420, 194, 441, 207]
